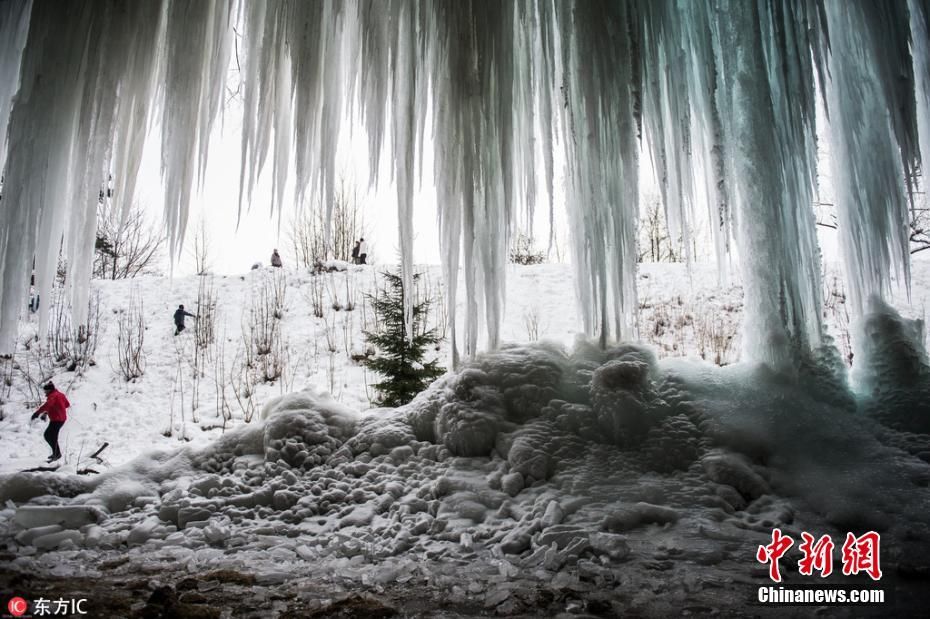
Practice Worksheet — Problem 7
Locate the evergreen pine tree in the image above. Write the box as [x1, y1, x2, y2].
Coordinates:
[363, 271, 444, 407]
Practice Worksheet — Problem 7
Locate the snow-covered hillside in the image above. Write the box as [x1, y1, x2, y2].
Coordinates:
[0, 262, 732, 475]
[1, 261, 929, 616]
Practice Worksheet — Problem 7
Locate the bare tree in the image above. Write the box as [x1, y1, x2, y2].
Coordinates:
[190, 275, 217, 412]
[910, 205, 930, 255]
[637, 196, 681, 263]
[94, 200, 165, 279]
[289, 177, 366, 267]
[191, 219, 212, 275]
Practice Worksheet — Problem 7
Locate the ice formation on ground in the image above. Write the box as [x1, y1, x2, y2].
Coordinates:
[2, 301, 929, 613]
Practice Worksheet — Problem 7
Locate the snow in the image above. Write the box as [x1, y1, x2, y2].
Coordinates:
[0, 261, 928, 613]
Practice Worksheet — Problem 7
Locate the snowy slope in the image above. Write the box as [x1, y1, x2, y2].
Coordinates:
[2, 260, 928, 474]
[1, 261, 929, 616]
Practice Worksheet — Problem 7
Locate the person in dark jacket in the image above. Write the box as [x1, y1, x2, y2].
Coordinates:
[270, 249, 283, 268]
[174, 304, 197, 335]
[351, 241, 360, 264]
[32, 382, 70, 462]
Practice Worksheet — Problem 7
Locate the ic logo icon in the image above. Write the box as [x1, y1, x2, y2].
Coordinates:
[7, 597, 28, 617]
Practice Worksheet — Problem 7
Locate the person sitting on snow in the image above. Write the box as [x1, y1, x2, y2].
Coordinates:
[31, 382, 69, 463]
[271, 249, 283, 268]
[173, 304, 197, 335]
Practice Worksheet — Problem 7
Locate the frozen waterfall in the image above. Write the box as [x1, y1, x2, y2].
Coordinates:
[0, 0, 927, 374]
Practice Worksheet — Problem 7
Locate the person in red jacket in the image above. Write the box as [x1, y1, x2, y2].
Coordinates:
[31, 382, 69, 462]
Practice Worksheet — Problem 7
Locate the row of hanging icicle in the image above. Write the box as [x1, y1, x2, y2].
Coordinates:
[1, 0, 928, 371]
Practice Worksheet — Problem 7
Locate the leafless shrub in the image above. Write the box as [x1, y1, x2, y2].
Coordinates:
[322, 312, 339, 354]
[195, 275, 218, 352]
[244, 272, 287, 383]
[40, 284, 99, 374]
[13, 350, 56, 405]
[343, 271, 356, 311]
[305, 276, 325, 318]
[259, 334, 288, 384]
[46, 289, 72, 365]
[230, 343, 257, 423]
[432, 274, 449, 340]
[523, 307, 541, 341]
[69, 292, 101, 374]
[509, 233, 546, 265]
[640, 294, 740, 365]
[695, 312, 738, 366]
[116, 291, 146, 381]
[0, 356, 13, 400]
[342, 312, 354, 356]
[329, 272, 343, 311]
[167, 339, 188, 438]
[211, 326, 233, 429]
[248, 293, 278, 357]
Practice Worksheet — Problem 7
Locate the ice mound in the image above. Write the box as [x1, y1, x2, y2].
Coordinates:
[590, 350, 666, 446]
[1, 340, 928, 601]
[261, 388, 360, 469]
[853, 296, 930, 433]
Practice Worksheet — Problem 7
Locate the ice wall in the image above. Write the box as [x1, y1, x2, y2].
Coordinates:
[1, 0, 928, 375]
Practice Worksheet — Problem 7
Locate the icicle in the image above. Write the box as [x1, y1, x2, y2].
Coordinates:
[109, 2, 165, 227]
[0, 0, 31, 178]
[2, 0, 929, 370]
[392, 0, 418, 341]
[161, 0, 235, 261]
[910, 0, 930, 201]
[707, 0, 824, 369]
[556, 0, 640, 346]
[0, 1, 99, 352]
[825, 0, 914, 316]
